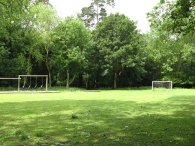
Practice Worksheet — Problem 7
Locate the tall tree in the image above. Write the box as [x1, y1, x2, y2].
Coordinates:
[27, 2, 59, 86]
[94, 13, 145, 88]
[53, 18, 91, 87]
[79, 0, 115, 28]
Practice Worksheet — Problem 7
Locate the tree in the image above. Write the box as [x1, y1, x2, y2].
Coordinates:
[53, 18, 91, 87]
[27, 2, 59, 86]
[79, 0, 115, 28]
[94, 13, 145, 88]
[148, 0, 195, 35]
[147, 0, 195, 86]
[169, 0, 194, 35]
[0, 0, 41, 76]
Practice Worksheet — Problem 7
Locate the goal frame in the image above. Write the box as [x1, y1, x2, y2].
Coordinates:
[0, 77, 21, 92]
[152, 81, 173, 90]
[18, 75, 48, 92]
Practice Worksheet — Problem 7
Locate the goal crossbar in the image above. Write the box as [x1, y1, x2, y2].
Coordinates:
[18, 75, 48, 77]
[0, 78, 21, 80]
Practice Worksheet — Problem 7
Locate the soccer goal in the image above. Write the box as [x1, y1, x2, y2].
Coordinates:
[0, 77, 21, 92]
[18, 75, 48, 92]
[152, 81, 173, 90]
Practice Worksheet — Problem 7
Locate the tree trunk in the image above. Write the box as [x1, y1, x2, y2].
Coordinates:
[66, 69, 70, 88]
[69, 74, 76, 85]
[85, 75, 89, 89]
[45, 46, 51, 87]
[96, 1, 99, 24]
[48, 70, 51, 87]
[114, 72, 117, 89]
[85, 81, 88, 89]
[45, 58, 51, 87]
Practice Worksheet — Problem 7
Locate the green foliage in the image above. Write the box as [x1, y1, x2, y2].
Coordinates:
[26, 2, 59, 86]
[79, 0, 115, 27]
[147, 0, 195, 85]
[53, 18, 91, 87]
[148, 0, 195, 35]
[94, 13, 145, 88]
[0, 0, 42, 75]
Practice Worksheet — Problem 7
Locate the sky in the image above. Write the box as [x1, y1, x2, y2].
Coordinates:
[49, 0, 159, 33]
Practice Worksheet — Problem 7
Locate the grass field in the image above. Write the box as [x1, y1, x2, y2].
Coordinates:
[0, 88, 195, 146]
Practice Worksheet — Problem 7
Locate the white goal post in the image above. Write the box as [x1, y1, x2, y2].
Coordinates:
[0, 75, 48, 92]
[152, 81, 173, 90]
[0, 77, 21, 92]
[18, 75, 48, 92]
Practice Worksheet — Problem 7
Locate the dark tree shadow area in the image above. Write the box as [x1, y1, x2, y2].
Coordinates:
[0, 95, 195, 146]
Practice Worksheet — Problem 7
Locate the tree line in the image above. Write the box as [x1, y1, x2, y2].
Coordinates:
[0, 0, 194, 89]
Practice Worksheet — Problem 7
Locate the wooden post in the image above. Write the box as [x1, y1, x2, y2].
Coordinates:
[18, 78, 20, 92]
[46, 75, 48, 92]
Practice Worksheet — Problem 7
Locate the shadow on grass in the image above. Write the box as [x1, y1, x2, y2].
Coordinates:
[89, 86, 151, 91]
[0, 95, 195, 146]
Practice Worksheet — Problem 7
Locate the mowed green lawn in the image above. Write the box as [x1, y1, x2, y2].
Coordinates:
[0, 89, 195, 146]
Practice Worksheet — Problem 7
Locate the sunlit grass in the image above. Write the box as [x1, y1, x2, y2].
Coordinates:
[0, 88, 195, 145]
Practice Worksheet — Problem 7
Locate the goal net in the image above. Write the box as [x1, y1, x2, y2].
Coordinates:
[152, 81, 173, 90]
